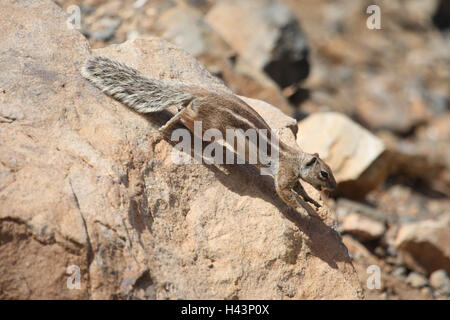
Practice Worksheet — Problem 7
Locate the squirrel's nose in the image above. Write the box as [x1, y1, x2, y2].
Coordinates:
[329, 179, 337, 190]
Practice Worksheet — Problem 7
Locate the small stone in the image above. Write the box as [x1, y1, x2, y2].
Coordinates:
[386, 256, 402, 266]
[429, 270, 450, 296]
[380, 292, 389, 300]
[420, 286, 433, 298]
[392, 266, 407, 279]
[374, 246, 386, 257]
[386, 245, 397, 257]
[406, 272, 428, 289]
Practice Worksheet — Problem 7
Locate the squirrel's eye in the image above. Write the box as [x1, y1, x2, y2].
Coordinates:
[306, 157, 317, 167]
[320, 170, 328, 179]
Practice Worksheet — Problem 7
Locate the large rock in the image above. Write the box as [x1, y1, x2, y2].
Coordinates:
[297, 112, 388, 198]
[297, 112, 450, 199]
[239, 96, 297, 134]
[0, 0, 363, 299]
[379, 116, 450, 198]
[154, 3, 295, 117]
[433, 0, 450, 30]
[206, 0, 310, 88]
[157, 4, 234, 59]
[341, 213, 386, 241]
[356, 74, 431, 134]
[394, 216, 450, 275]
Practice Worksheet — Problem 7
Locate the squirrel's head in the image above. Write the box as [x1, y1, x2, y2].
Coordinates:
[299, 153, 336, 192]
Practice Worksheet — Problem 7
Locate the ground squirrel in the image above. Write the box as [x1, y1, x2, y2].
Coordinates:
[81, 56, 336, 216]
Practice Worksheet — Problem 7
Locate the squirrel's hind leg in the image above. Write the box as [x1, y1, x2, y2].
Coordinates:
[158, 100, 192, 133]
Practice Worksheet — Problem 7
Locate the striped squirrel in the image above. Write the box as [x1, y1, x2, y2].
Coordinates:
[81, 56, 336, 216]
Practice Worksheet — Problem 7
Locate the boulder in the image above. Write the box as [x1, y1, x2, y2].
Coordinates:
[394, 216, 450, 275]
[154, 3, 295, 117]
[391, 266, 408, 279]
[297, 112, 388, 198]
[225, 63, 295, 117]
[239, 96, 297, 134]
[206, 0, 310, 88]
[341, 213, 386, 241]
[157, 4, 234, 59]
[0, 0, 363, 299]
[356, 74, 431, 134]
[429, 269, 450, 296]
[379, 130, 450, 198]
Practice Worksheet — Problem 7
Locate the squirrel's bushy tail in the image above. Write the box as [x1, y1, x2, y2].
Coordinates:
[81, 56, 195, 113]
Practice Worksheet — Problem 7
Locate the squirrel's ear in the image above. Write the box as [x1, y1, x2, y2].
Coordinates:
[305, 156, 317, 167]
[313, 153, 319, 157]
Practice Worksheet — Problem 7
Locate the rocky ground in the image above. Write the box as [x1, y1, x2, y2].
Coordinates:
[0, 0, 448, 299]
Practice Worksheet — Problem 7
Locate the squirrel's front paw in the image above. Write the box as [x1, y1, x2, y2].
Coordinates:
[303, 196, 321, 208]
